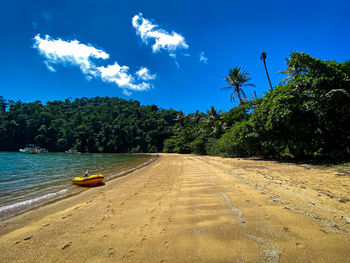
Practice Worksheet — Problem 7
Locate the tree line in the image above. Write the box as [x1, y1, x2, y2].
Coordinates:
[1, 52, 349, 162]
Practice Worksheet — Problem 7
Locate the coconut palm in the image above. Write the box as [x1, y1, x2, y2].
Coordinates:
[278, 64, 300, 84]
[191, 110, 203, 125]
[260, 52, 273, 90]
[174, 110, 186, 126]
[205, 106, 222, 128]
[221, 67, 256, 104]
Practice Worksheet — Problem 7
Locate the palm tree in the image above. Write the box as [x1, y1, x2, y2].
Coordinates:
[278, 63, 300, 84]
[191, 110, 203, 125]
[260, 52, 273, 91]
[221, 67, 256, 104]
[174, 110, 186, 126]
[205, 106, 222, 128]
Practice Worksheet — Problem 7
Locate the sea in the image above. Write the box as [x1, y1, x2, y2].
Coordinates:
[0, 152, 154, 220]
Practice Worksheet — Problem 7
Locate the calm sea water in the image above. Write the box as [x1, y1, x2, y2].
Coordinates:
[0, 152, 153, 220]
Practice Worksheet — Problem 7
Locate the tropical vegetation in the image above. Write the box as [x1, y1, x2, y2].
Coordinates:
[1, 52, 349, 162]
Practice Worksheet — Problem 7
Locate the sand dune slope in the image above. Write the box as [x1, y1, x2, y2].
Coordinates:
[0, 154, 349, 262]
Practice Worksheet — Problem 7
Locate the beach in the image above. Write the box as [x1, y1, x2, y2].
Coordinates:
[0, 154, 349, 262]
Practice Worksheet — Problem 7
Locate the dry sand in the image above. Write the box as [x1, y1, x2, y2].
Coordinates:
[0, 154, 350, 262]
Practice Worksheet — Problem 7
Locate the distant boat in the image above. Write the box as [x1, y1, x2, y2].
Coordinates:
[65, 149, 81, 154]
[19, 145, 45, 154]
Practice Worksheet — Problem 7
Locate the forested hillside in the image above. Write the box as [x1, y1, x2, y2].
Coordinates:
[1, 52, 349, 162]
[0, 96, 178, 153]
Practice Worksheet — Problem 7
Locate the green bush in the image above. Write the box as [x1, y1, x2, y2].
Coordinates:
[208, 121, 248, 157]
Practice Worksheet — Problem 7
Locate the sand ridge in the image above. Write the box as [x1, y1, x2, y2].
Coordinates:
[0, 154, 349, 262]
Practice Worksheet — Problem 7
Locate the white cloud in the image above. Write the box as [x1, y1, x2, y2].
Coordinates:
[98, 63, 132, 87]
[97, 63, 154, 91]
[123, 89, 132, 96]
[199, 51, 208, 64]
[33, 34, 156, 95]
[136, 67, 157, 81]
[33, 34, 109, 76]
[169, 54, 180, 68]
[44, 61, 56, 72]
[132, 13, 189, 53]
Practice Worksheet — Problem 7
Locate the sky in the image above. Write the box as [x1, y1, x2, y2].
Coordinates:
[1, 0, 350, 113]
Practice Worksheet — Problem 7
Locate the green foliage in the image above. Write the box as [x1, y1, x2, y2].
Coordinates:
[1, 52, 348, 162]
[0, 97, 178, 153]
[242, 52, 350, 161]
[221, 67, 256, 103]
[208, 121, 248, 157]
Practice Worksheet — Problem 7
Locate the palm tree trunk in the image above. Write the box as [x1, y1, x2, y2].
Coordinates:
[237, 91, 243, 104]
[263, 59, 273, 91]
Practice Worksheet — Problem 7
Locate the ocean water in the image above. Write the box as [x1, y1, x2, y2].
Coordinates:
[0, 152, 153, 220]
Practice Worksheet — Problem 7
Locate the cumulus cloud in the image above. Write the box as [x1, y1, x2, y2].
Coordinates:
[97, 63, 153, 92]
[136, 67, 157, 81]
[123, 89, 132, 96]
[132, 13, 189, 53]
[33, 34, 155, 95]
[33, 34, 109, 76]
[199, 51, 208, 64]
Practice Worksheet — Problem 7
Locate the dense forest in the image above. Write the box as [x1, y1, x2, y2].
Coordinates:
[1, 52, 349, 162]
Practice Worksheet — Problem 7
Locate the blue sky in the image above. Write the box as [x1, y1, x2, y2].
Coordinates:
[1, 0, 349, 113]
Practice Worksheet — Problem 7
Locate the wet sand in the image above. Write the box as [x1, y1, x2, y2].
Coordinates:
[0, 154, 349, 262]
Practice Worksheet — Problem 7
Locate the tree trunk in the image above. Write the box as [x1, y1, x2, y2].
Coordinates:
[263, 59, 273, 91]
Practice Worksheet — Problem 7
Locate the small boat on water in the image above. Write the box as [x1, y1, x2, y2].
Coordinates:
[19, 145, 47, 154]
[72, 174, 104, 187]
[65, 149, 81, 154]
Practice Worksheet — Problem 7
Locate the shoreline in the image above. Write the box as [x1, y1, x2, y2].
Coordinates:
[0, 154, 349, 262]
[0, 154, 159, 236]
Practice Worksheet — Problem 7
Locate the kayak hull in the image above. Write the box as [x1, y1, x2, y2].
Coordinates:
[72, 174, 104, 187]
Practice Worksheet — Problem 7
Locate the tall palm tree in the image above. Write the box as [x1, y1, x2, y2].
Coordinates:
[221, 67, 256, 104]
[205, 106, 222, 128]
[174, 110, 186, 126]
[260, 52, 273, 91]
[278, 64, 300, 84]
[192, 110, 203, 125]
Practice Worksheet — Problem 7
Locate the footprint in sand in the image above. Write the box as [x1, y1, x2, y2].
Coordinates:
[283, 227, 290, 232]
[101, 216, 111, 221]
[99, 234, 108, 241]
[120, 202, 125, 206]
[62, 241, 72, 250]
[295, 242, 305, 249]
[62, 214, 72, 219]
[24, 236, 32, 240]
[125, 249, 134, 256]
[107, 248, 115, 256]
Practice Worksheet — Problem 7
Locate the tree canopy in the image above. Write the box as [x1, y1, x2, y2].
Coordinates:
[1, 52, 349, 162]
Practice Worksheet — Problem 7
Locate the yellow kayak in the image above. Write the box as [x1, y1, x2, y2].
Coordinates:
[72, 174, 104, 187]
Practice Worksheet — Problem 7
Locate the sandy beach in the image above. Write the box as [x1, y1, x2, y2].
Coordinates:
[0, 154, 349, 262]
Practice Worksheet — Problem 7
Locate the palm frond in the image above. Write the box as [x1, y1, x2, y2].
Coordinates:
[240, 89, 247, 99]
